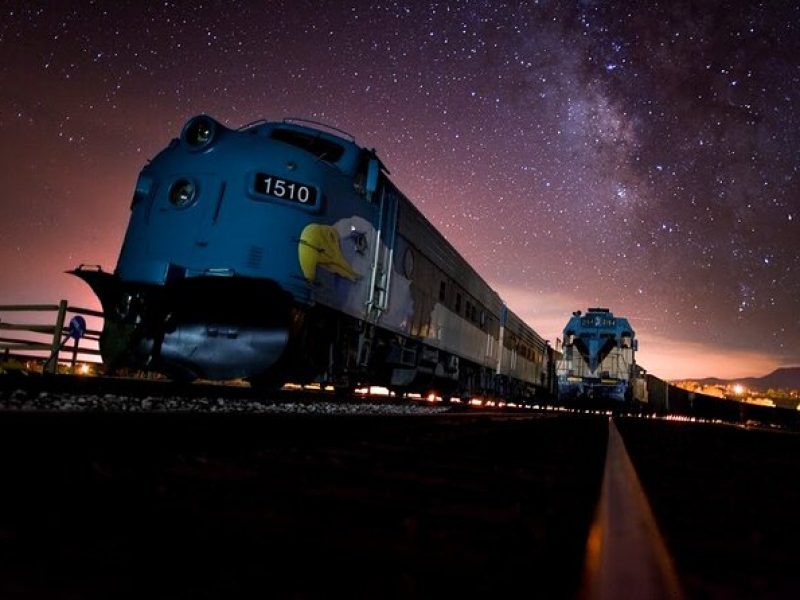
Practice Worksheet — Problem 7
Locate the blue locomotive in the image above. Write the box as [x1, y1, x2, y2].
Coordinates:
[556, 308, 647, 405]
[74, 114, 553, 399]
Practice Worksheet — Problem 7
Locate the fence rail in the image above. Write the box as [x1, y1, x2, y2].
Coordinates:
[0, 300, 103, 373]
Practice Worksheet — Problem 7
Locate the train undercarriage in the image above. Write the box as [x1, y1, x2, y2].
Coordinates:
[72, 268, 547, 403]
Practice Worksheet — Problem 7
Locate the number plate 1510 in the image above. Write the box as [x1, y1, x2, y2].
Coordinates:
[254, 173, 317, 206]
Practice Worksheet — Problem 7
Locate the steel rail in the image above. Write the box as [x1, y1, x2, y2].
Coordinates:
[581, 418, 684, 600]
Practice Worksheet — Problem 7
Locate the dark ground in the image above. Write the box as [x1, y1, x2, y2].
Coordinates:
[617, 418, 800, 599]
[0, 411, 607, 599]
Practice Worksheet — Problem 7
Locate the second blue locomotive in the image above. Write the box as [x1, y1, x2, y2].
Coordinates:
[74, 115, 554, 399]
[556, 307, 647, 405]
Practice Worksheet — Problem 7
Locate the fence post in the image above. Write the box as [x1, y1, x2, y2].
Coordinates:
[45, 300, 68, 374]
[71, 337, 79, 372]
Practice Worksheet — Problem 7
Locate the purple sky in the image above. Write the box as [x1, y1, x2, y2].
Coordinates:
[1, 1, 798, 379]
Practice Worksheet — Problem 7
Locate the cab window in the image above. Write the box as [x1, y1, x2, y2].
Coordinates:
[270, 128, 345, 162]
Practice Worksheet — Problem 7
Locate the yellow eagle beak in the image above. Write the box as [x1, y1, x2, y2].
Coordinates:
[298, 223, 359, 282]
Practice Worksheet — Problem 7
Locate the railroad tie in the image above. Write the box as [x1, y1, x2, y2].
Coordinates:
[581, 418, 683, 600]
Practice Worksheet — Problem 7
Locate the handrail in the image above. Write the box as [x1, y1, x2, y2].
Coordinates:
[0, 304, 63, 311]
[0, 323, 56, 333]
[281, 117, 356, 141]
[66, 306, 105, 318]
[0, 323, 100, 335]
[0, 304, 103, 318]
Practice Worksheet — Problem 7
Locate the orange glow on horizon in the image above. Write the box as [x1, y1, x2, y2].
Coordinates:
[635, 334, 783, 380]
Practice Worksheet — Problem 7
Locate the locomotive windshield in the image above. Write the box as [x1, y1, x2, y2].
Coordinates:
[270, 128, 345, 163]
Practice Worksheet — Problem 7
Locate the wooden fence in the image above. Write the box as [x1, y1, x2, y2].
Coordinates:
[0, 301, 103, 374]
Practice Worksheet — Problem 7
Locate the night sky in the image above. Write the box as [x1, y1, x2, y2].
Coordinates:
[1, 1, 798, 379]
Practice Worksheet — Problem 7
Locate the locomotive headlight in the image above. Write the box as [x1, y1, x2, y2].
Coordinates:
[181, 115, 218, 149]
[169, 178, 197, 208]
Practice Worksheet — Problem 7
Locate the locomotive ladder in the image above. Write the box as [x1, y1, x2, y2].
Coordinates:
[366, 187, 399, 322]
[359, 187, 399, 368]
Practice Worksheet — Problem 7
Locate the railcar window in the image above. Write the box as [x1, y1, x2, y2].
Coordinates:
[439, 281, 446, 302]
[354, 154, 370, 197]
[455, 293, 462, 314]
[270, 128, 345, 162]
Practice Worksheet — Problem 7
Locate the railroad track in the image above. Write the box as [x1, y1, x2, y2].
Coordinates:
[0, 373, 461, 415]
[0, 374, 798, 598]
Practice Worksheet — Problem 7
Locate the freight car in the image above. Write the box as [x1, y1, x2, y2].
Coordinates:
[556, 308, 647, 406]
[73, 115, 552, 400]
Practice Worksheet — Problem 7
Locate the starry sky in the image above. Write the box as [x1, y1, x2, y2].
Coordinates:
[1, 1, 798, 379]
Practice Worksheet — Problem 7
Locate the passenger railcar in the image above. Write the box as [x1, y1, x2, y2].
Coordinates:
[74, 115, 551, 400]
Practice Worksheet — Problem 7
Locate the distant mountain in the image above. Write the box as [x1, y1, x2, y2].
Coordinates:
[691, 367, 800, 391]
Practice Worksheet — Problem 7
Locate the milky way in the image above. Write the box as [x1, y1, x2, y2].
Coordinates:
[0, 1, 798, 378]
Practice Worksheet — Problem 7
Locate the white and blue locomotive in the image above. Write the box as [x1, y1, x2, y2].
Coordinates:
[556, 308, 647, 405]
[74, 115, 553, 399]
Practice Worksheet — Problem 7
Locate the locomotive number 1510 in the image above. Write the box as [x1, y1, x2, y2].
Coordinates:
[255, 172, 317, 206]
